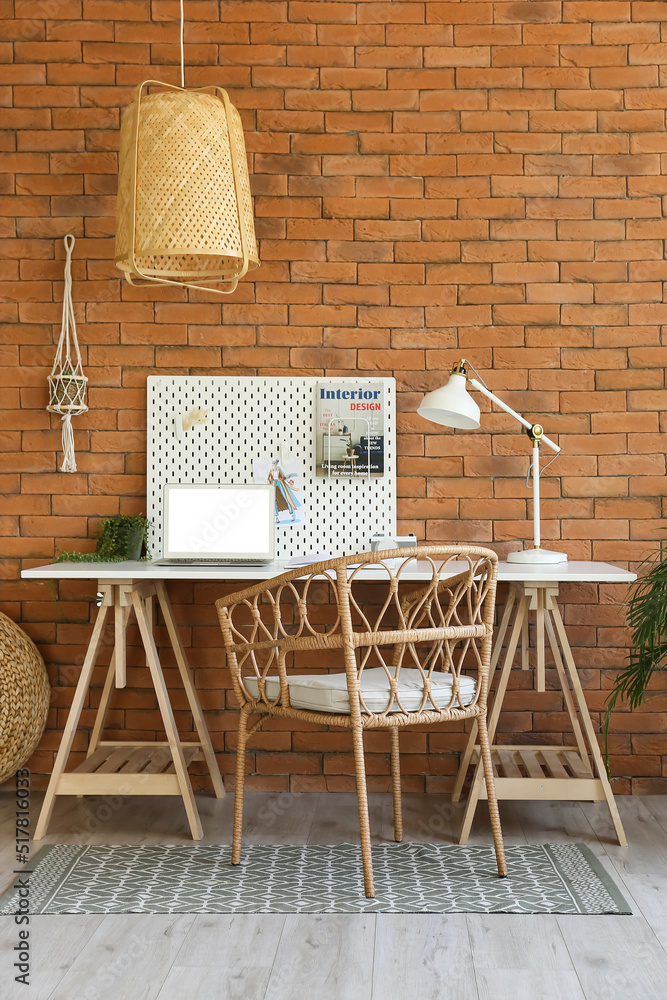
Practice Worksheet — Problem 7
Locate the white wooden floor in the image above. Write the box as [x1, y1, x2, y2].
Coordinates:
[1, 791, 666, 1000]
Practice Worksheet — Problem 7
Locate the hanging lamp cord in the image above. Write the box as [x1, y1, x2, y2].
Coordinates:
[180, 0, 185, 88]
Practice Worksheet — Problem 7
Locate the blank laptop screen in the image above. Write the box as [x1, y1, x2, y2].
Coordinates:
[164, 485, 273, 558]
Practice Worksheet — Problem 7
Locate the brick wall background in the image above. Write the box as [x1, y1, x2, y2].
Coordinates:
[1, 0, 666, 795]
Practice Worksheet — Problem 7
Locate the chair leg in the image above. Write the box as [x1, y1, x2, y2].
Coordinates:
[389, 727, 403, 843]
[232, 705, 251, 866]
[352, 722, 375, 898]
[477, 709, 507, 878]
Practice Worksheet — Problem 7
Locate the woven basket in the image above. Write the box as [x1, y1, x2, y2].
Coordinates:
[0, 613, 50, 785]
[47, 372, 88, 415]
[115, 80, 259, 294]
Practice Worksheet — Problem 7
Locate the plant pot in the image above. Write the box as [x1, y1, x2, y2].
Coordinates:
[48, 373, 88, 413]
[99, 522, 145, 560]
[124, 525, 145, 561]
[95, 517, 148, 561]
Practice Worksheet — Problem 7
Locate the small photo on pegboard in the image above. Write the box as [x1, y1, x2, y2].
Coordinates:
[253, 454, 306, 528]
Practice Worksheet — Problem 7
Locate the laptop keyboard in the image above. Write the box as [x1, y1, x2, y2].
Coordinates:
[157, 557, 271, 566]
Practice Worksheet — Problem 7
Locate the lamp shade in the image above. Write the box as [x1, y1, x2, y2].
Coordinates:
[115, 81, 259, 294]
[417, 372, 481, 429]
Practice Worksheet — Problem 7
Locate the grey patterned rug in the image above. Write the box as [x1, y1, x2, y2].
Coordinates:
[0, 843, 630, 914]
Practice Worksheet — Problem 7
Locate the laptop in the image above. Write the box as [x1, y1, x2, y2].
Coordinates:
[157, 484, 275, 565]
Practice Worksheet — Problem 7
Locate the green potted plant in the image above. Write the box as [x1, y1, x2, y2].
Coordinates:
[603, 543, 667, 766]
[55, 514, 151, 563]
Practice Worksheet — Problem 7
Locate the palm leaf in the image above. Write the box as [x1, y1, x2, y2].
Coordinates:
[603, 544, 667, 770]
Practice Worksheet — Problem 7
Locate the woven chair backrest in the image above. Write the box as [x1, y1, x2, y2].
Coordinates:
[216, 545, 498, 717]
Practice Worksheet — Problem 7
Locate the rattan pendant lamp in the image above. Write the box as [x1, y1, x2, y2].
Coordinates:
[114, 1, 258, 294]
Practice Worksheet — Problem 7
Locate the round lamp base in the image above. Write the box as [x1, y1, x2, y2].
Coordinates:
[506, 547, 568, 565]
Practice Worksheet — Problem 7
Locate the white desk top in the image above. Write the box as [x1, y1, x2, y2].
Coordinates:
[21, 559, 636, 585]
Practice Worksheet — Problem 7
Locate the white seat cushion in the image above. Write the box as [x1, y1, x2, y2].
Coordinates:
[243, 666, 476, 714]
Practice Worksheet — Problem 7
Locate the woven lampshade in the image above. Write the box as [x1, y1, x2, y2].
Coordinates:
[115, 80, 258, 294]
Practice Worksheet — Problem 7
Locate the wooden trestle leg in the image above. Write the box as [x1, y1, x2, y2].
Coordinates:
[33, 579, 224, 842]
[453, 581, 627, 848]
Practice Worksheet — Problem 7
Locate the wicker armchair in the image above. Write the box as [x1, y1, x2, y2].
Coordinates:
[216, 545, 507, 898]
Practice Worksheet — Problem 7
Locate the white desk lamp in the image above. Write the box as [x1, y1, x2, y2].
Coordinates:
[418, 359, 567, 565]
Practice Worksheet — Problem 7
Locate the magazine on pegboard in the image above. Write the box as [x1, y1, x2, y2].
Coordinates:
[315, 381, 385, 478]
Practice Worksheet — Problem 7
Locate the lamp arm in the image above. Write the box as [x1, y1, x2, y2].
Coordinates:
[468, 377, 560, 453]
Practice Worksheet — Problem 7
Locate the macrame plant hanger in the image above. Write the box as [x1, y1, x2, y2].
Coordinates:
[47, 234, 88, 473]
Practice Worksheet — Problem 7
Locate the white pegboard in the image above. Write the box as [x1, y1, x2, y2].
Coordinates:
[146, 376, 396, 560]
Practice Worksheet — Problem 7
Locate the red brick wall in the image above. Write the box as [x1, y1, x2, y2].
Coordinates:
[1, 0, 666, 795]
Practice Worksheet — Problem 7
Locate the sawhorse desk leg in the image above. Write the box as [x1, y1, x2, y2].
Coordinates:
[452, 581, 627, 848]
[34, 579, 224, 842]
